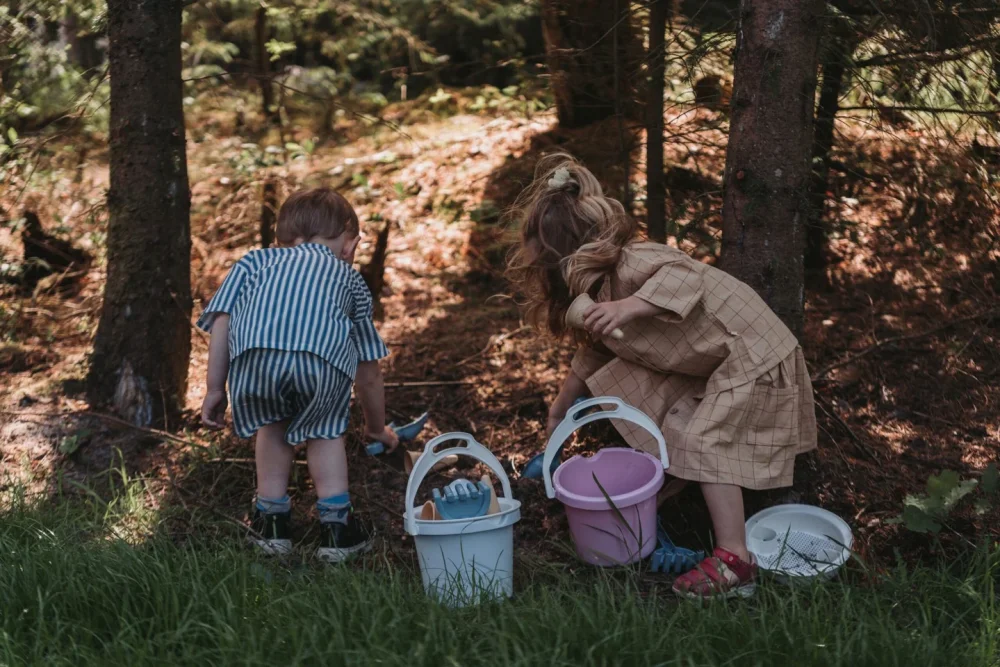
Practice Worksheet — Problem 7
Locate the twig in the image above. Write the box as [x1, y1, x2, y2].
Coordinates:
[454, 326, 530, 368]
[163, 474, 267, 542]
[811, 308, 999, 382]
[814, 397, 880, 462]
[2, 409, 211, 448]
[384, 380, 477, 388]
[207, 457, 307, 466]
[838, 105, 999, 118]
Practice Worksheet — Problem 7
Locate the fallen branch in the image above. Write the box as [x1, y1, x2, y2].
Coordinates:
[811, 308, 999, 382]
[813, 397, 881, 462]
[838, 105, 999, 118]
[454, 325, 530, 368]
[207, 457, 306, 466]
[384, 380, 476, 388]
[3, 409, 211, 448]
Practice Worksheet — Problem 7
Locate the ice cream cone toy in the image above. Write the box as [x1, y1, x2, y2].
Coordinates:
[565, 294, 624, 340]
[418, 500, 441, 521]
[404, 449, 459, 475]
[366, 412, 430, 456]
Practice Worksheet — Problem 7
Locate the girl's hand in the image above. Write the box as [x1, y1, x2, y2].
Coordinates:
[583, 299, 636, 337]
[583, 296, 664, 337]
[202, 390, 228, 429]
[366, 424, 400, 453]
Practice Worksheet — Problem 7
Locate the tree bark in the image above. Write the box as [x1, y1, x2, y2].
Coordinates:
[88, 0, 192, 427]
[719, 0, 823, 337]
[646, 0, 669, 242]
[805, 30, 859, 281]
[260, 178, 276, 249]
[541, 0, 641, 128]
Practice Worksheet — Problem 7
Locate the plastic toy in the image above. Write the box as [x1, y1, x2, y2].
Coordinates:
[366, 412, 429, 456]
[431, 478, 492, 520]
[649, 520, 704, 574]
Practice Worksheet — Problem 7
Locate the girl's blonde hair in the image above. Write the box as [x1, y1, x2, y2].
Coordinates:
[506, 154, 638, 336]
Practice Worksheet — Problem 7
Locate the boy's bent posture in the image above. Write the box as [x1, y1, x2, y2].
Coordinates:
[198, 188, 398, 562]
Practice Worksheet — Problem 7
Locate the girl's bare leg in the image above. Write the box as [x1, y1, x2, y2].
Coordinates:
[700, 482, 751, 561]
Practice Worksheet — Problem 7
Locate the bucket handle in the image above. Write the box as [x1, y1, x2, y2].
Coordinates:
[542, 396, 669, 500]
[404, 432, 513, 536]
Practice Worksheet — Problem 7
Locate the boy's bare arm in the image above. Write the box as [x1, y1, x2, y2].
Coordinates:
[202, 314, 230, 428]
[355, 360, 398, 450]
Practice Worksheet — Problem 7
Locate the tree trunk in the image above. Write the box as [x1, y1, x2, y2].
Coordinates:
[255, 5, 279, 125]
[646, 0, 669, 242]
[541, 0, 641, 128]
[88, 0, 192, 427]
[719, 0, 823, 337]
[260, 178, 276, 249]
[805, 31, 859, 281]
[60, 9, 103, 74]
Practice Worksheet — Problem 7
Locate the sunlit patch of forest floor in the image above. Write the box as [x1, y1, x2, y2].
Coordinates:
[1, 91, 998, 572]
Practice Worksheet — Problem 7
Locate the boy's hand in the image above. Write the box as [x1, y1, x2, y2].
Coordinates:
[366, 424, 399, 453]
[202, 390, 228, 429]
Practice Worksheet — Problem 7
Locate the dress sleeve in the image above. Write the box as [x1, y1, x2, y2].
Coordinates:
[350, 274, 390, 362]
[196, 259, 249, 332]
[630, 254, 704, 323]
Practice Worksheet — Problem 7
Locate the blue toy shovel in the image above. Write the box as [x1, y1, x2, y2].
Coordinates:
[431, 478, 491, 520]
[649, 519, 705, 574]
[521, 397, 594, 479]
[366, 412, 429, 456]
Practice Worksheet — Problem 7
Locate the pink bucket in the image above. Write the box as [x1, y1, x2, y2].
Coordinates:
[542, 397, 670, 567]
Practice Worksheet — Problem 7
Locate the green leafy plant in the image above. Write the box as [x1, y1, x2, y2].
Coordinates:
[893, 464, 998, 534]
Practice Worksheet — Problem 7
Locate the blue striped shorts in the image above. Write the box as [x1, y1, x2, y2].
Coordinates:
[229, 349, 352, 445]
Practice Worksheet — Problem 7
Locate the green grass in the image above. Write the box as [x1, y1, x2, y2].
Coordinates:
[1, 493, 998, 667]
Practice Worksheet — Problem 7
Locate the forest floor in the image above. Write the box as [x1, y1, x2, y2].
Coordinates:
[1, 90, 998, 578]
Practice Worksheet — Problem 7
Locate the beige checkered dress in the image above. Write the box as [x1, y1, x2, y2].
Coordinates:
[571, 243, 817, 490]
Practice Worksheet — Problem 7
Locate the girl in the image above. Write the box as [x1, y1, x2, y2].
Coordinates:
[508, 155, 817, 600]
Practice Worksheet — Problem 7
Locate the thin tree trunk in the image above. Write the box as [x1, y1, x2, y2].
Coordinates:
[60, 9, 102, 74]
[719, 0, 823, 337]
[541, 0, 641, 128]
[613, 0, 631, 208]
[260, 178, 276, 249]
[805, 32, 858, 281]
[646, 0, 669, 242]
[255, 5, 278, 125]
[88, 0, 192, 426]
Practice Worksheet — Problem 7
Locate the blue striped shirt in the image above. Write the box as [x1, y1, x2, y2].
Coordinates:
[196, 243, 389, 378]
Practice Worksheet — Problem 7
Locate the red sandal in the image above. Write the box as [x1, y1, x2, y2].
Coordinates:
[672, 547, 758, 600]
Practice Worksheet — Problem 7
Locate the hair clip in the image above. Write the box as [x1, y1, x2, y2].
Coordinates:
[547, 167, 573, 190]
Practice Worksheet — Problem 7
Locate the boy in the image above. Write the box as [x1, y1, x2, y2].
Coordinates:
[198, 188, 398, 562]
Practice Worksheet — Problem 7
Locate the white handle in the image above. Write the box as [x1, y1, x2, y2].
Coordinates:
[404, 432, 513, 535]
[542, 396, 669, 499]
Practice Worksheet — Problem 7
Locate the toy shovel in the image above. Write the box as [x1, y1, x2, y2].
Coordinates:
[521, 397, 594, 479]
[366, 412, 429, 456]
[649, 519, 704, 574]
[566, 294, 624, 340]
